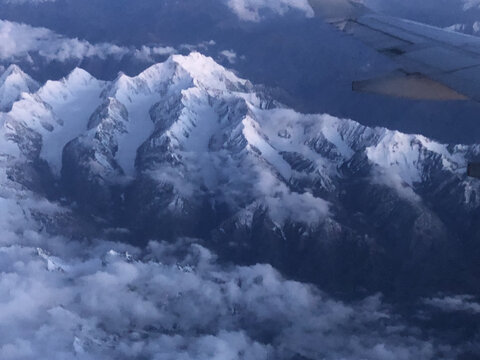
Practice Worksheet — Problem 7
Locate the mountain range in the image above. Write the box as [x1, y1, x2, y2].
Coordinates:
[1, 52, 480, 299]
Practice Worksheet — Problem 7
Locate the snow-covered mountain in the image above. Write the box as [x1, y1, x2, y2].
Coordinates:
[0, 64, 39, 111]
[1, 52, 480, 297]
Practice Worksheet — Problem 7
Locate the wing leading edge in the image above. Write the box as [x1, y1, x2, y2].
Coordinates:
[309, 0, 480, 103]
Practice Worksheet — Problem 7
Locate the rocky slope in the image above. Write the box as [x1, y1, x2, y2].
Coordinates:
[1, 52, 480, 298]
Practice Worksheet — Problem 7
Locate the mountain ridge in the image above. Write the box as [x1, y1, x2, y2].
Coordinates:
[1, 52, 479, 298]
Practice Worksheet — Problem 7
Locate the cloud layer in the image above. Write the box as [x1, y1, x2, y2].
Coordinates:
[0, 223, 463, 360]
[425, 295, 480, 314]
[0, 20, 176, 64]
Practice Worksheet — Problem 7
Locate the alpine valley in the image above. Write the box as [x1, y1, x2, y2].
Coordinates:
[1, 52, 480, 300]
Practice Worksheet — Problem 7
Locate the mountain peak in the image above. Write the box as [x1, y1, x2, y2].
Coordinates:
[66, 67, 96, 85]
[171, 52, 248, 91]
[1, 64, 23, 78]
[0, 64, 36, 85]
[0, 64, 39, 112]
[106, 52, 249, 103]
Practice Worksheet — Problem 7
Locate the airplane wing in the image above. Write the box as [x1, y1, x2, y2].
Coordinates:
[309, 0, 480, 102]
[309, 0, 480, 178]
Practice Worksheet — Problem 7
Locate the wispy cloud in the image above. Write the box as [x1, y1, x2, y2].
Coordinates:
[0, 20, 176, 64]
[220, 49, 238, 64]
[425, 295, 480, 314]
[226, 0, 314, 21]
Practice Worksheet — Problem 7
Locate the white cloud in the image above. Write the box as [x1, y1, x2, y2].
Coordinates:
[179, 40, 216, 52]
[0, 20, 125, 62]
[425, 295, 480, 314]
[0, 20, 176, 64]
[0, 217, 462, 360]
[133, 45, 177, 62]
[463, 0, 480, 10]
[220, 49, 238, 64]
[226, 0, 314, 21]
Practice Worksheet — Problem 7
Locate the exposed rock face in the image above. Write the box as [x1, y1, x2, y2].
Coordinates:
[62, 97, 128, 213]
[1, 52, 480, 298]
